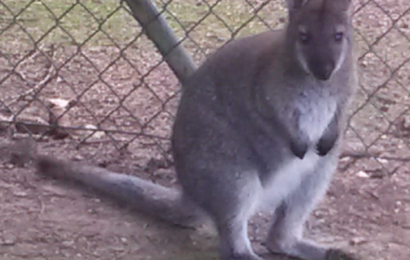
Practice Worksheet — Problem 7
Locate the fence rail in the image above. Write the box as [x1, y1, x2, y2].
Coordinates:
[1, 0, 410, 174]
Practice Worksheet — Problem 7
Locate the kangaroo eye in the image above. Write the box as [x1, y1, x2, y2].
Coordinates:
[334, 32, 344, 42]
[299, 32, 310, 44]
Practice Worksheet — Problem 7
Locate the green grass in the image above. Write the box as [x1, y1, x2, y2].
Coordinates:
[0, 0, 286, 54]
[0, 0, 137, 50]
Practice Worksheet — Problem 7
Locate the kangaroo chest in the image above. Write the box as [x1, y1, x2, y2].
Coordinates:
[295, 90, 338, 143]
[258, 90, 338, 210]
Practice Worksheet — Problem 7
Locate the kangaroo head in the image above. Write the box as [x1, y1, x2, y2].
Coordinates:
[286, 0, 353, 81]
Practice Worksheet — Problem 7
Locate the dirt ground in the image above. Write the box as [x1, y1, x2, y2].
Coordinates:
[0, 134, 410, 260]
[1, 0, 410, 260]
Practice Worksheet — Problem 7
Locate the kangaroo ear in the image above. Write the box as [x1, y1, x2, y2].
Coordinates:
[286, 0, 309, 10]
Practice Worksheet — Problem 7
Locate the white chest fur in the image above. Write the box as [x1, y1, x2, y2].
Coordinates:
[295, 91, 337, 143]
[256, 90, 337, 212]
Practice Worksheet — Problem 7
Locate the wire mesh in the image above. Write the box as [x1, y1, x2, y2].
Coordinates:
[0, 0, 409, 174]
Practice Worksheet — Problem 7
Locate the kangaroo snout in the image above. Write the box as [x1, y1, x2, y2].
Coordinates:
[310, 61, 335, 81]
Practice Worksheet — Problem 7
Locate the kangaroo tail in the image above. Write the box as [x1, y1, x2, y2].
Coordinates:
[35, 156, 203, 228]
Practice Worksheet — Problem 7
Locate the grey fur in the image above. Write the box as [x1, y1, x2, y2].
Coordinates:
[36, 0, 358, 260]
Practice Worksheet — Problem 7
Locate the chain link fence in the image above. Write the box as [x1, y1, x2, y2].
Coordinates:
[0, 0, 410, 175]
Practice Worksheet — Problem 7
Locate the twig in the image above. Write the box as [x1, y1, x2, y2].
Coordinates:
[6, 62, 56, 108]
[39, 196, 46, 215]
[115, 249, 131, 260]
[340, 150, 410, 162]
[5, 45, 56, 108]
[0, 209, 39, 218]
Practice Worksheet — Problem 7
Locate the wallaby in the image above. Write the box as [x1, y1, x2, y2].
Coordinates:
[35, 0, 358, 259]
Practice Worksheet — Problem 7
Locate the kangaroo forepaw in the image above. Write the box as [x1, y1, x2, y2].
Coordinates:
[290, 140, 308, 159]
[316, 137, 335, 156]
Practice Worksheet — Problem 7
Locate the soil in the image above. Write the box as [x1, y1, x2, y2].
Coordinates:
[0, 133, 410, 260]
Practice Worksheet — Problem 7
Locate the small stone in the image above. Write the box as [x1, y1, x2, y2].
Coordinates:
[402, 117, 410, 130]
[73, 154, 84, 161]
[1, 235, 16, 246]
[13, 191, 28, 197]
[350, 237, 366, 246]
[4, 163, 14, 170]
[356, 171, 369, 178]
[120, 237, 127, 243]
[62, 240, 75, 247]
[377, 158, 388, 164]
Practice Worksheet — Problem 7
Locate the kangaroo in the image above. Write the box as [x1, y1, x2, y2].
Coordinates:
[35, 0, 358, 259]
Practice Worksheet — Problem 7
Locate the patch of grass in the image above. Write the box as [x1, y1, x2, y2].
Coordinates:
[0, 0, 286, 55]
[0, 0, 137, 50]
[157, 0, 286, 58]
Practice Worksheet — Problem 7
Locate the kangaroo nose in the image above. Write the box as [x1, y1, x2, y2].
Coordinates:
[314, 63, 334, 81]
[323, 63, 334, 80]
